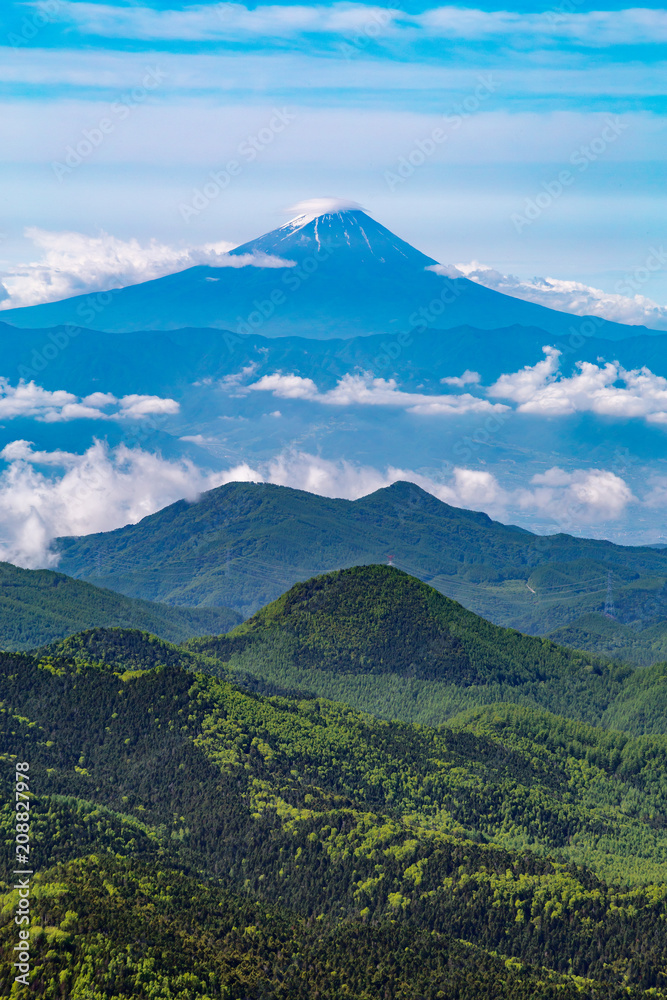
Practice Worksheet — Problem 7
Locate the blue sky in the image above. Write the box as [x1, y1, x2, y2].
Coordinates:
[0, 0, 665, 303]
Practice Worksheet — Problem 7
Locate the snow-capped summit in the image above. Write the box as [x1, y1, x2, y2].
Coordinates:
[229, 200, 437, 269]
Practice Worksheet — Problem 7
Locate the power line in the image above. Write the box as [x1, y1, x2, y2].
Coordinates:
[604, 571, 616, 619]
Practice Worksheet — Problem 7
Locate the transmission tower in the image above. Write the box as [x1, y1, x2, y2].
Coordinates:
[604, 571, 615, 619]
[387, 554, 395, 566]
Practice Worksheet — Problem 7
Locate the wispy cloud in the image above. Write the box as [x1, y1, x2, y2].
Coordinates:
[47, 2, 405, 42]
[434, 260, 667, 331]
[0, 228, 291, 310]
[46, 3, 667, 49]
[246, 371, 507, 415]
[489, 346, 667, 424]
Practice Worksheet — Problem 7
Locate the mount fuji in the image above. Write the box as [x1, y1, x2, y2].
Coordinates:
[0, 199, 657, 340]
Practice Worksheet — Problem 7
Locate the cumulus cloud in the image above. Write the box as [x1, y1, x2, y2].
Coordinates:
[259, 451, 506, 513]
[117, 394, 180, 419]
[0, 377, 178, 423]
[262, 452, 634, 529]
[431, 261, 667, 331]
[247, 371, 506, 415]
[518, 468, 635, 526]
[489, 346, 667, 423]
[0, 228, 293, 310]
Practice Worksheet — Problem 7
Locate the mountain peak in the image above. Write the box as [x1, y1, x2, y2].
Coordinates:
[231, 202, 438, 268]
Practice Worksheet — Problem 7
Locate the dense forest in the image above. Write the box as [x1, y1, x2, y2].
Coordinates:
[4, 565, 667, 995]
[0, 561, 240, 649]
[4, 604, 667, 995]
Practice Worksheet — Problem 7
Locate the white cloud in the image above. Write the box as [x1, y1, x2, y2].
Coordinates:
[643, 478, 667, 509]
[0, 439, 258, 569]
[117, 394, 180, 418]
[179, 433, 212, 444]
[261, 452, 633, 529]
[441, 370, 481, 387]
[249, 373, 319, 400]
[219, 363, 260, 395]
[434, 261, 667, 331]
[418, 7, 667, 46]
[48, 2, 405, 42]
[47, 3, 667, 47]
[0, 377, 178, 423]
[247, 371, 506, 415]
[489, 346, 667, 423]
[518, 468, 635, 526]
[0, 228, 292, 310]
[239, 450, 511, 514]
[286, 197, 365, 223]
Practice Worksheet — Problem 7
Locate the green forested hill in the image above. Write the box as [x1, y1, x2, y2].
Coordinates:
[201, 564, 607, 684]
[3, 638, 667, 996]
[0, 561, 240, 648]
[187, 565, 639, 729]
[53, 480, 667, 656]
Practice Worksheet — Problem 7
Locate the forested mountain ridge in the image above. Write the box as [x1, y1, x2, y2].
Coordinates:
[0, 560, 240, 649]
[53, 480, 667, 658]
[5, 634, 667, 996]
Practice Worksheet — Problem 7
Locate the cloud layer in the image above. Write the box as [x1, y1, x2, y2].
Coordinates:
[0, 229, 291, 310]
[0, 378, 178, 422]
[233, 353, 667, 426]
[49, 3, 667, 48]
[431, 262, 667, 331]
[247, 371, 506, 415]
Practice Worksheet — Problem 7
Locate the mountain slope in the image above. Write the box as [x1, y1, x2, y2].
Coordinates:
[5, 633, 667, 996]
[548, 613, 667, 667]
[0, 560, 240, 649]
[53, 480, 667, 644]
[0, 207, 658, 339]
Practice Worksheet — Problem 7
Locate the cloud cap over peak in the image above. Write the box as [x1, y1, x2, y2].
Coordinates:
[286, 197, 366, 222]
